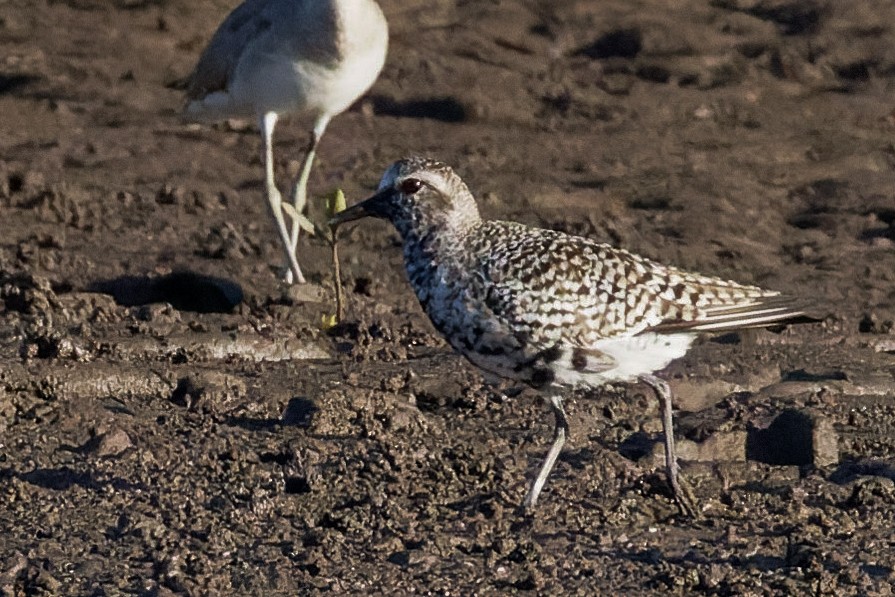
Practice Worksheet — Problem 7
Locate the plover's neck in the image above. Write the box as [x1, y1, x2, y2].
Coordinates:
[397, 208, 482, 297]
[404, 220, 478, 271]
[396, 203, 481, 259]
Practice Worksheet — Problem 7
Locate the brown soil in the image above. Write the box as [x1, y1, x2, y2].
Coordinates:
[2, 0, 895, 594]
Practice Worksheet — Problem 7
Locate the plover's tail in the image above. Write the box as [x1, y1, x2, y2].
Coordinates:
[648, 294, 819, 334]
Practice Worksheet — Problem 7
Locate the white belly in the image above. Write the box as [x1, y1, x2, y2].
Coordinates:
[553, 333, 696, 387]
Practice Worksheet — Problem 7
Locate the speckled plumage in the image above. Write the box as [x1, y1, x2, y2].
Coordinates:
[335, 156, 812, 511]
[343, 157, 802, 388]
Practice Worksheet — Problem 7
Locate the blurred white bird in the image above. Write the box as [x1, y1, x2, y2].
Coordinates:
[184, 0, 388, 283]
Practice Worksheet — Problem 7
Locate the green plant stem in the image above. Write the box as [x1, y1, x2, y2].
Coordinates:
[331, 226, 344, 323]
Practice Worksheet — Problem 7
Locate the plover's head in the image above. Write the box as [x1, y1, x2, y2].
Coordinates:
[332, 157, 481, 236]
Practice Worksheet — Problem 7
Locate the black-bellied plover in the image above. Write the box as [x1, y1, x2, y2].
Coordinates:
[333, 157, 813, 514]
[184, 0, 389, 284]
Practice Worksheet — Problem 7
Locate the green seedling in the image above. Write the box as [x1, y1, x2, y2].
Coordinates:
[282, 189, 346, 327]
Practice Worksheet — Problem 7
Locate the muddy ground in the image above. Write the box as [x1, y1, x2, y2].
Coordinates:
[2, 0, 895, 594]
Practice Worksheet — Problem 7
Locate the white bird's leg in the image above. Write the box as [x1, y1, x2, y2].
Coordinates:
[639, 374, 697, 517]
[523, 394, 568, 509]
[261, 112, 306, 284]
[284, 116, 331, 284]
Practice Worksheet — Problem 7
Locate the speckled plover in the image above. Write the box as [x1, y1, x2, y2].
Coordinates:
[333, 157, 815, 514]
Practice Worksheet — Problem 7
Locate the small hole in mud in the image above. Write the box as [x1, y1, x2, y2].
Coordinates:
[835, 61, 872, 81]
[284, 476, 311, 494]
[577, 28, 642, 59]
[301, 563, 320, 576]
[629, 196, 674, 211]
[353, 276, 372, 296]
[8, 173, 23, 194]
[281, 397, 316, 427]
[529, 23, 550, 37]
[259, 451, 289, 465]
[711, 332, 741, 345]
[617, 431, 653, 461]
[746, 409, 814, 466]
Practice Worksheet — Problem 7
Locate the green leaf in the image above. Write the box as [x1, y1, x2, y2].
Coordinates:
[326, 188, 346, 217]
[320, 313, 338, 330]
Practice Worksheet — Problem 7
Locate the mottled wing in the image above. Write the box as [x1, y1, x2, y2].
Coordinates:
[186, 0, 276, 100]
[476, 221, 807, 347]
[470, 222, 665, 381]
[477, 223, 669, 344]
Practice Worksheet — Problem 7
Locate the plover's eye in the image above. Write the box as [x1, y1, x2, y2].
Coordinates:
[400, 178, 423, 195]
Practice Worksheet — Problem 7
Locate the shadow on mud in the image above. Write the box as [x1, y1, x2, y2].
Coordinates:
[226, 397, 318, 431]
[88, 271, 243, 313]
[1, 467, 146, 492]
[368, 95, 467, 123]
[829, 459, 895, 484]
[0, 74, 40, 96]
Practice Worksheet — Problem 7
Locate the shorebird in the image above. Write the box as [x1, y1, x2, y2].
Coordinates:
[184, 0, 389, 284]
[333, 157, 814, 513]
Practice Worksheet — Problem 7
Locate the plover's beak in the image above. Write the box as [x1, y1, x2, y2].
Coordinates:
[329, 188, 393, 226]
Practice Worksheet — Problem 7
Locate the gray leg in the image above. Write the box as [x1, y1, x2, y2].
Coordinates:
[284, 116, 330, 284]
[260, 112, 305, 285]
[639, 374, 697, 517]
[523, 394, 568, 509]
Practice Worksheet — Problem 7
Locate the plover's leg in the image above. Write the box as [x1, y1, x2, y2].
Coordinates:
[284, 116, 331, 284]
[523, 394, 568, 509]
[260, 112, 306, 284]
[639, 374, 697, 517]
